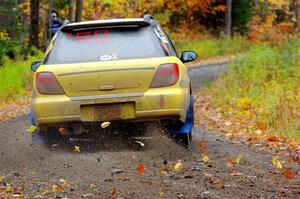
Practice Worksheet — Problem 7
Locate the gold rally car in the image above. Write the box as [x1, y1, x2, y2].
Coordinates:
[30, 15, 197, 144]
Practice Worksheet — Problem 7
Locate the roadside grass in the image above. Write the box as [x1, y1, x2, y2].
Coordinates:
[199, 37, 300, 140]
[0, 54, 43, 100]
[175, 35, 253, 60]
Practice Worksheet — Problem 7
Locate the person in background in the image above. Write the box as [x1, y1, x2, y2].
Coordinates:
[50, 10, 63, 37]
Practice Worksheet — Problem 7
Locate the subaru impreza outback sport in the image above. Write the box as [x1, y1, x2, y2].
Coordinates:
[30, 15, 197, 145]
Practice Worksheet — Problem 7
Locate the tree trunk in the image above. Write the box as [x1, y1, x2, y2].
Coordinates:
[75, 0, 83, 22]
[295, 0, 300, 30]
[30, 0, 39, 48]
[68, 0, 73, 22]
[225, 0, 232, 35]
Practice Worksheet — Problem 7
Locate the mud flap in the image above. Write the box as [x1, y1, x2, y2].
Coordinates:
[174, 95, 194, 134]
[29, 110, 48, 144]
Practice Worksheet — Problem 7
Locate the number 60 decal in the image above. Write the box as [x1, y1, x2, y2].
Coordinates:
[67, 29, 109, 43]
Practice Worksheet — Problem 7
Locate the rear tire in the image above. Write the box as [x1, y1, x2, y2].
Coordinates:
[175, 133, 192, 146]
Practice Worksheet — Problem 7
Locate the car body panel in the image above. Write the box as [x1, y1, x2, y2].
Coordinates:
[32, 56, 190, 126]
[38, 57, 173, 97]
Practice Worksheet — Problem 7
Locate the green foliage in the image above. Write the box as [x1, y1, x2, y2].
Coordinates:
[211, 38, 300, 139]
[55, 0, 68, 9]
[0, 40, 40, 66]
[0, 51, 43, 99]
[175, 36, 253, 60]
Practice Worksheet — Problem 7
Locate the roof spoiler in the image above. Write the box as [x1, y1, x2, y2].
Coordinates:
[61, 15, 154, 32]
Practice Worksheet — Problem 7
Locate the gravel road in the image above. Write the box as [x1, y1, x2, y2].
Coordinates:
[0, 63, 299, 198]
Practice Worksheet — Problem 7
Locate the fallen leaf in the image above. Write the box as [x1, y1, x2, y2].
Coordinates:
[51, 184, 61, 193]
[111, 187, 116, 196]
[201, 154, 210, 163]
[276, 160, 283, 171]
[159, 188, 164, 197]
[226, 159, 234, 168]
[198, 138, 207, 153]
[174, 160, 184, 172]
[268, 172, 274, 177]
[101, 121, 111, 129]
[137, 162, 145, 175]
[267, 136, 279, 142]
[90, 183, 96, 189]
[27, 125, 37, 133]
[5, 183, 13, 192]
[74, 145, 80, 152]
[59, 178, 68, 189]
[236, 155, 242, 164]
[208, 178, 216, 184]
[219, 181, 225, 189]
[283, 168, 294, 180]
[272, 156, 278, 166]
[58, 128, 65, 135]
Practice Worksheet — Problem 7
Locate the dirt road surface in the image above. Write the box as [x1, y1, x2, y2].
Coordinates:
[0, 63, 299, 198]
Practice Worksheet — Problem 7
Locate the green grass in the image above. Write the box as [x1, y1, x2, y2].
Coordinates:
[207, 37, 300, 140]
[175, 35, 254, 60]
[0, 54, 43, 99]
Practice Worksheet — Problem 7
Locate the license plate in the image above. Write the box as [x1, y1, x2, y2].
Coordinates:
[80, 103, 135, 121]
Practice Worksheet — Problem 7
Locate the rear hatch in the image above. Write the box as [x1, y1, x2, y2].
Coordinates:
[43, 58, 169, 97]
[42, 24, 168, 97]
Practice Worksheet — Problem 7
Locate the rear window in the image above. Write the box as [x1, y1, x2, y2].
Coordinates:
[44, 26, 166, 65]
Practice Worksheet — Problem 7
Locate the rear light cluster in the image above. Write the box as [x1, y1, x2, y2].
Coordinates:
[35, 72, 64, 94]
[150, 63, 179, 88]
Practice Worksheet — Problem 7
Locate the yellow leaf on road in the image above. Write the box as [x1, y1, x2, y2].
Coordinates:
[174, 160, 184, 172]
[90, 183, 96, 189]
[272, 156, 283, 170]
[51, 184, 60, 193]
[74, 145, 80, 152]
[272, 156, 278, 166]
[236, 155, 242, 164]
[201, 154, 210, 163]
[276, 161, 283, 171]
[101, 121, 111, 128]
[5, 183, 13, 192]
[27, 125, 37, 133]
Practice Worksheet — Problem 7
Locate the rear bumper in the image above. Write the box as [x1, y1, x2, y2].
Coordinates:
[32, 87, 189, 126]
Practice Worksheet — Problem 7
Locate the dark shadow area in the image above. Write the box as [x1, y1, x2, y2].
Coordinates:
[38, 121, 183, 153]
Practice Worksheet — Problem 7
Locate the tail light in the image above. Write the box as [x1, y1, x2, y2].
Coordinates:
[150, 63, 179, 88]
[35, 72, 64, 94]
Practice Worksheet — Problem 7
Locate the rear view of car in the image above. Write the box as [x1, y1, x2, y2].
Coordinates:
[30, 15, 197, 145]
